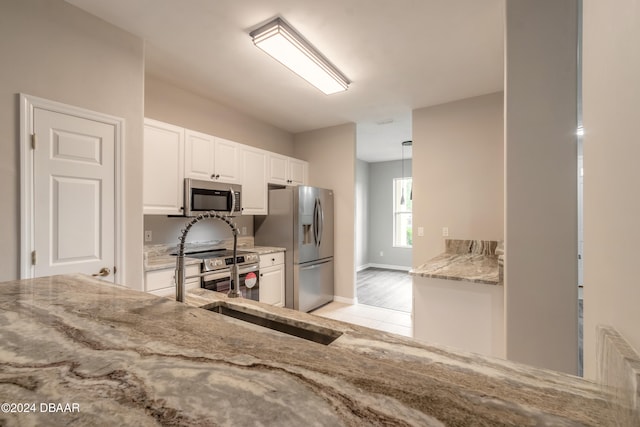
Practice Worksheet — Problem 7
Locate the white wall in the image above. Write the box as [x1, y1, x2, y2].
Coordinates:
[504, 0, 578, 374]
[367, 160, 413, 269]
[412, 92, 504, 264]
[355, 160, 370, 270]
[0, 0, 145, 286]
[294, 124, 357, 303]
[145, 76, 294, 156]
[582, 0, 640, 379]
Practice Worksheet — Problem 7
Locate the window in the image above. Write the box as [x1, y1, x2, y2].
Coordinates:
[393, 178, 412, 247]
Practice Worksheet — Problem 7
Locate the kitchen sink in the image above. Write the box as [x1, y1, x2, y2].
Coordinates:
[206, 304, 342, 345]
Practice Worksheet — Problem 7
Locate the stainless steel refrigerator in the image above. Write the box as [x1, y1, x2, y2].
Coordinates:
[254, 186, 334, 312]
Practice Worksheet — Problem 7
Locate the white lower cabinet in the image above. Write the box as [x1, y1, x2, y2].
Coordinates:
[259, 252, 285, 307]
[145, 264, 200, 297]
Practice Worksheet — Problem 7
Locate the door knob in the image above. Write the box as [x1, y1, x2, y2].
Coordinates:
[92, 267, 110, 277]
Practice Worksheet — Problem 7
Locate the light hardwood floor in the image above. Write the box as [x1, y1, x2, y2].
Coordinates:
[356, 268, 412, 312]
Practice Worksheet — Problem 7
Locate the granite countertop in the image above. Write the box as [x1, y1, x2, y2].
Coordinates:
[0, 274, 627, 426]
[144, 240, 286, 272]
[410, 239, 501, 285]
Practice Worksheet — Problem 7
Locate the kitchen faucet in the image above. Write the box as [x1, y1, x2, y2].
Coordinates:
[174, 211, 241, 302]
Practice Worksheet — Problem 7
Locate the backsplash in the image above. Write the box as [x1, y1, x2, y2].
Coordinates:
[144, 215, 254, 246]
[445, 239, 499, 256]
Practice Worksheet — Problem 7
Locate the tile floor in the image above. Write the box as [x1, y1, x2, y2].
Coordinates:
[312, 301, 413, 338]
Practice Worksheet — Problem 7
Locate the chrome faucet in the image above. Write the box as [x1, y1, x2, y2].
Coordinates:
[174, 211, 241, 302]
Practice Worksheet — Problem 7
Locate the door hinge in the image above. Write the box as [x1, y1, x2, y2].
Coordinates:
[113, 266, 117, 275]
[31, 250, 36, 266]
[31, 133, 36, 150]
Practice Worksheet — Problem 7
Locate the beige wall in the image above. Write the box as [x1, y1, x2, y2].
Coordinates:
[412, 92, 504, 263]
[0, 0, 145, 286]
[293, 124, 357, 303]
[504, 0, 578, 374]
[145, 76, 294, 155]
[583, 0, 640, 378]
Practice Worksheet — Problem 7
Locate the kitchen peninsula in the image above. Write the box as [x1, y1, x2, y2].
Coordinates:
[411, 239, 504, 358]
[0, 274, 631, 426]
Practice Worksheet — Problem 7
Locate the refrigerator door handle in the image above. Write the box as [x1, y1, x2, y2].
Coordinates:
[313, 197, 319, 247]
[317, 197, 323, 247]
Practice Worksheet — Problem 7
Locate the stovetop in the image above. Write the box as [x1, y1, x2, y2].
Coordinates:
[183, 249, 239, 260]
[182, 249, 259, 271]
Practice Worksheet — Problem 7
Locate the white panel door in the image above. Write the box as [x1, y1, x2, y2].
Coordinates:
[33, 108, 116, 281]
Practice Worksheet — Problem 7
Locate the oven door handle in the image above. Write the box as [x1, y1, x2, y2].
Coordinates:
[238, 263, 259, 275]
[201, 269, 232, 281]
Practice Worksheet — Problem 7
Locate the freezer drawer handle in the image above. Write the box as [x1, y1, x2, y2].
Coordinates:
[299, 259, 332, 271]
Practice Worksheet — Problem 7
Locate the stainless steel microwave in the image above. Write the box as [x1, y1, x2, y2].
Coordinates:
[184, 178, 241, 217]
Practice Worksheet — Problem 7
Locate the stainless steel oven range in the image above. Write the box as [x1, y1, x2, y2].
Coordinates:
[185, 249, 260, 301]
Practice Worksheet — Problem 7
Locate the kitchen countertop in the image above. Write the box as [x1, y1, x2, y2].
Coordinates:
[144, 242, 286, 272]
[410, 239, 501, 285]
[0, 274, 629, 426]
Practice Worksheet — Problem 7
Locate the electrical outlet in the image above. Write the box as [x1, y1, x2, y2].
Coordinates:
[418, 227, 424, 237]
[241, 226, 247, 236]
[442, 227, 449, 237]
[379, 251, 384, 257]
[144, 230, 152, 242]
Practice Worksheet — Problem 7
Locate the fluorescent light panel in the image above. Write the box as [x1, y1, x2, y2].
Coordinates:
[251, 18, 350, 95]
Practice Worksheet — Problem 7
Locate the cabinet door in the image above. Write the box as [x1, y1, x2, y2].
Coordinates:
[240, 147, 267, 215]
[143, 119, 184, 215]
[145, 264, 200, 296]
[215, 137, 241, 184]
[288, 158, 308, 186]
[185, 130, 215, 180]
[267, 153, 289, 185]
[260, 264, 284, 307]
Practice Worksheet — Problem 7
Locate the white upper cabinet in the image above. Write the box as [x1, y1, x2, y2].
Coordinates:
[267, 153, 308, 186]
[143, 119, 185, 215]
[240, 146, 268, 215]
[143, 118, 310, 216]
[184, 130, 214, 181]
[214, 137, 241, 184]
[185, 130, 241, 184]
[288, 157, 308, 186]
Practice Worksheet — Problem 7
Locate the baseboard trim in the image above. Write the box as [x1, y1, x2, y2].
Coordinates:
[356, 263, 371, 272]
[366, 263, 412, 272]
[333, 295, 357, 305]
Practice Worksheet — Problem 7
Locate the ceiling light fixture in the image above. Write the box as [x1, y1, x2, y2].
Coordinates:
[250, 17, 350, 95]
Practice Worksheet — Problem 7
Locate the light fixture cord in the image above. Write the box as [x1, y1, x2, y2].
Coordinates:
[401, 142, 405, 205]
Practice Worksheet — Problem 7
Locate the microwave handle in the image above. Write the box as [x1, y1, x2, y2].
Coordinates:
[230, 187, 236, 216]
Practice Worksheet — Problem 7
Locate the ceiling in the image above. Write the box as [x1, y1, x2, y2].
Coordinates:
[66, 0, 504, 162]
